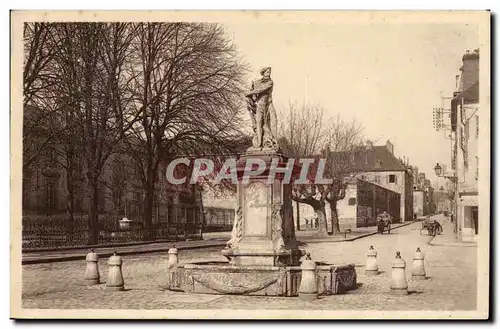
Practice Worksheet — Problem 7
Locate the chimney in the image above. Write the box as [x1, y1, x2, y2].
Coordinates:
[366, 140, 373, 150]
[461, 48, 479, 103]
[386, 140, 394, 154]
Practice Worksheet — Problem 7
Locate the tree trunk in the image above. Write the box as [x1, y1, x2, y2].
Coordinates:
[313, 206, 328, 236]
[292, 196, 329, 237]
[88, 180, 99, 245]
[329, 200, 341, 235]
[143, 185, 155, 241]
[65, 177, 75, 243]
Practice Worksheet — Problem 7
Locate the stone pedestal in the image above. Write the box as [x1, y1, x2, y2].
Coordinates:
[221, 151, 302, 266]
[164, 149, 358, 297]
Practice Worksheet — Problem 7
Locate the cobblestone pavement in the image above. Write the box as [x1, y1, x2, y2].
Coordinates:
[22, 215, 477, 311]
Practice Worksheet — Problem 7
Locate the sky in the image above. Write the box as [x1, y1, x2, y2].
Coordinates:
[223, 22, 479, 187]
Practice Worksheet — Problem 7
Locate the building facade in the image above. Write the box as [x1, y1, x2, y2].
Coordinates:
[412, 172, 435, 216]
[346, 140, 414, 222]
[22, 104, 201, 228]
[452, 49, 480, 242]
[336, 178, 401, 230]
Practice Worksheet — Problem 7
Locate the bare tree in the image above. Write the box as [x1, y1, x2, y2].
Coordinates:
[39, 23, 137, 244]
[23, 22, 60, 108]
[280, 103, 365, 236]
[280, 102, 332, 235]
[324, 116, 364, 234]
[123, 23, 247, 239]
[23, 23, 62, 170]
[280, 102, 325, 157]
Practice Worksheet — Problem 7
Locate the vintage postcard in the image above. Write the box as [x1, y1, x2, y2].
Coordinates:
[10, 10, 490, 319]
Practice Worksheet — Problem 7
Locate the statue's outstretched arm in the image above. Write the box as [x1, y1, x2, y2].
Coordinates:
[245, 80, 273, 96]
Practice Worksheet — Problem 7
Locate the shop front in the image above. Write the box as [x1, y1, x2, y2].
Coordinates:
[458, 192, 478, 242]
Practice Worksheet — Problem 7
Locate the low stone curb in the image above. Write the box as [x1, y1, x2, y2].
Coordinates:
[301, 221, 416, 244]
[23, 222, 418, 265]
[428, 237, 477, 247]
[22, 241, 228, 265]
[22, 238, 177, 253]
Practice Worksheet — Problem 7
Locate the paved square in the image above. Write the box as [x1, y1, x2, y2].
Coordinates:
[22, 220, 477, 311]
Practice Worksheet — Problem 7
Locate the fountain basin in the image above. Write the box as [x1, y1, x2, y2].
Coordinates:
[166, 260, 357, 297]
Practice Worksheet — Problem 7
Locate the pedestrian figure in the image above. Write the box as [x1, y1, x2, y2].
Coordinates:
[305, 219, 309, 228]
[315, 218, 319, 228]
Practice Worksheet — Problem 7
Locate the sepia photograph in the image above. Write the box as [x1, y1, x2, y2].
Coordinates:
[10, 10, 490, 320]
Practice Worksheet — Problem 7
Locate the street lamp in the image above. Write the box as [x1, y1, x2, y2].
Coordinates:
[434, 163, 443, 177]
[434, 162, 458, 235]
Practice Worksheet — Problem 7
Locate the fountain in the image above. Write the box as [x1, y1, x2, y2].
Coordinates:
[165, 67, 357, 296]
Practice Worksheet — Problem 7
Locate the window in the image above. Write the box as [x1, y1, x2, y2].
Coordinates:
[348, 198, 356, 206]
[375, 160, 381, 168]
[476, 115, 479, 139]
[389, 174, 396, 183]
[475, 156, 479, 181]
[374, 175, 380, 183]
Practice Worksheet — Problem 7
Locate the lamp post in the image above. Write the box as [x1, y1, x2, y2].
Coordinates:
[434, 163, 458, 235]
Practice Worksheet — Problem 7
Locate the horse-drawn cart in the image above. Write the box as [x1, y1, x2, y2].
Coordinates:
[376, 212, 392, 234]
[420, 218, 443, 236]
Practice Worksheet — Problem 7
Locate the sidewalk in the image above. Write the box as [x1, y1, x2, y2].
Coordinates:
[23, 220, 415, 265]
[297, 221, 415, 243]
[22, 239, 228, 265]
[204, 221, 415, 244]
[428, 215, 477, 247]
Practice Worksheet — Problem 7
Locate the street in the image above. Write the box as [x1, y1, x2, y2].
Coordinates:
[22, 216, 477, 311]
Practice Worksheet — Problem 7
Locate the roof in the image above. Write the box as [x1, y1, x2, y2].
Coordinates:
[345, 146, 408, 172]
[463, 81, 479, 104]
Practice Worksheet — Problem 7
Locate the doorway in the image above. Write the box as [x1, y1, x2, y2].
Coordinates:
[472, 207, 478, 235]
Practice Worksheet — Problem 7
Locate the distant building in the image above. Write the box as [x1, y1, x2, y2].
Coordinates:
[412, 172, 435, 216]
[337, 140, 414, 222]
[435, 187, 452, 213]
[337, 178, 400, 230]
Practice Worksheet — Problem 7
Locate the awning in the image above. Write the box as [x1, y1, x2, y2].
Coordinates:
[458, 195, 478, 207]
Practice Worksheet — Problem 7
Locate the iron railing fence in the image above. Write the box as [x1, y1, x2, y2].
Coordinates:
[22, 205, 235, 250]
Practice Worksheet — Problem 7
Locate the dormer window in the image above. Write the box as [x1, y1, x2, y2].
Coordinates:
[375, 160, 381, 168]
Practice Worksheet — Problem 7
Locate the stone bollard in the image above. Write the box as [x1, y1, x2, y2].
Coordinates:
[106, 251, 124, 291]
[365, 245, 379, 276]
[167, 246, 179, 269]
[390, 251, 408, 295]
[84, 248, 100, 285]
[411, 247, 426, 280]
[298, 253, 318, 301]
